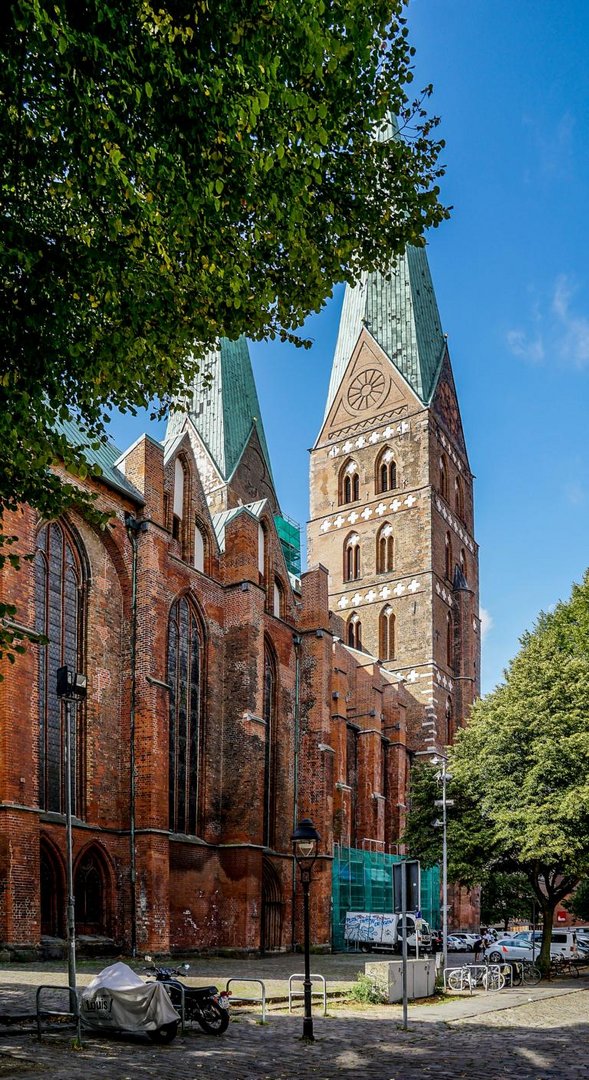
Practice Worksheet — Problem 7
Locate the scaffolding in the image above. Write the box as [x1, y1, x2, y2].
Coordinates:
[274, 514, 301, 577]
[332, 845, 440, 951]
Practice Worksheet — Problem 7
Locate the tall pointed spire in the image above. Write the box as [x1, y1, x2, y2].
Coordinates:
[324, 246, 446, 420]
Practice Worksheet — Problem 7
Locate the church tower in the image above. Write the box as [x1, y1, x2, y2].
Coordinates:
[308, 246, 480, 754]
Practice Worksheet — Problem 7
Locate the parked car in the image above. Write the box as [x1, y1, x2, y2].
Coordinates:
[486, 931, 580, 963]
[484, 938, 538, 963]
[447, 935, 470, 952]
[452, 933, 479, 948]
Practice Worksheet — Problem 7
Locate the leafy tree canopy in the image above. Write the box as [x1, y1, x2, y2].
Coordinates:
[0, 0, 447, 660]
[403, 570, 589, 968]
[563, 877, 589, 923]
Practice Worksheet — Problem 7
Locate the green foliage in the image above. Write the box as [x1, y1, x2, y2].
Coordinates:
[0, 0, 448, 660]
[403, 570, 589, 971]
[563, 877, 589, 922]
[480, 872, 535, 931]
[347, 973, 388, 1005]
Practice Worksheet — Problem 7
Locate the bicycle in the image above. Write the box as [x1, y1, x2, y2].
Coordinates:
[507, 960, 542, 987]
[446, 964, 505, 993]
[550, 956, 579, 979]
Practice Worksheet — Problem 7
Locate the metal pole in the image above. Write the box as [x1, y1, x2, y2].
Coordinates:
[301, 870, 314, 1040]
[531, 899, 537, 963]
[64, 697, 77, 1014]
[401, 860, 408, 1030]
[441, 762, 448, 973]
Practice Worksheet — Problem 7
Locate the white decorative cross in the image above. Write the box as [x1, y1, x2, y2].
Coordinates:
[375, 503, 387, 516]
[407, 670, 418, 683]
[348, 511, 358, 524]
[338, 595, 349, 609]
[343, 440, 352, 453]
[405, 494, 417, 508]
[334, 515, 345, 528]
[383, 426, 393, 438]
[328, 446, 339, 457]
[369, 431, 379, 444]
[394, 583, 405, 596]
[401, 421, 410, 434]
[391, 499, 401, 512]
[365, 589, 376, 603]
[408, 579, 419, 593]
[321, 519, 331, 532]
[380, 586, 391, 599]
[361, 506, 372, 520]
[351, 592, 362, 606]
[356, 436, 365, 449]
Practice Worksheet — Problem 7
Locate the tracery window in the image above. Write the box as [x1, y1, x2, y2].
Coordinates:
[194, 523, 205, 573]
[167, 596, 203, 835]
[273, 578, 284, 619]
[379, 606, 396, 660]
[439, 454, 449, 501]
[445, 531, 453, 581]
[347, 612, 362, 650]
[35, 521, 86, 814]
[460, 547, 468, 582]
[376, 448, 397, 493]
[446, 612, 454, 670]
[339, 459, 360, 505]
[455, 475, 465, 522]
[376, 523, 394, 574]
[344, 533, 361, 581]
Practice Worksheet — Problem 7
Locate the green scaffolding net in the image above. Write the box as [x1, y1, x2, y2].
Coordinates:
[332, 846, 441, 951]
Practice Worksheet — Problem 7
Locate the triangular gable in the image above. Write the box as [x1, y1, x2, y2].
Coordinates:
[431, 349, 468, 462]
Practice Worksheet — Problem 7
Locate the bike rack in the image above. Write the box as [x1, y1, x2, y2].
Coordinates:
[36, 984, 82, 1045]
[225, 979, 267, 1022]
[288, 974, 327, 1016]
[443, 964, 504, 994]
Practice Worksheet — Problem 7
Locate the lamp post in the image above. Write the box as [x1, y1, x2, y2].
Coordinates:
[56, 666, 87, 1012]
[291, 818, 320, 1041]
[432, 755, 453, 973]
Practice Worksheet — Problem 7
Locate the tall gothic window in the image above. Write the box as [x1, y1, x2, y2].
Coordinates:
[445, 531, 453, 581]
[347, 612, 362, 650]
[376, 523, 394, 574]
[446, 697, 454, 744]
[167, 596, 203, 835]
[263, 642, 276, 848]
[340, 459, 359, 505]
[455, 475, 465, 522]
[446, 612, 454, 670]
[343, 533, 361, 581]
[439, 455, 449, 501]
[376, 448, 397, 493]
[460, 547, 468, 582]
[35, 521, 86, 814]
[379, 606, 395, 660]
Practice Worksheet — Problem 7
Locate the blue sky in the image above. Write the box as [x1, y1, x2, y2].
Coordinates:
[109, 1, 589, 695]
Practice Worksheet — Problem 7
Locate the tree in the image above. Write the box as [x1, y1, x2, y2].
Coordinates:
[0, 0, 448, 663]
[480, 872, 535, 933]
[563, 878, 589, 923]
[404, 571, 589, 971]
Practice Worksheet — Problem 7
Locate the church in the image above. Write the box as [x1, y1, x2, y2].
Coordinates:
[0, 234, 480, 957]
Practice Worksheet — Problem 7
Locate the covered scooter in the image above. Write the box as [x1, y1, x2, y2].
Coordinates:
[79, 962, 180, 1043]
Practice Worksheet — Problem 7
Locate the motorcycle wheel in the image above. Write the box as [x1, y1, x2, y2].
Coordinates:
[197, 1001, 229, 1035]
[148, 1021, 178, 1044]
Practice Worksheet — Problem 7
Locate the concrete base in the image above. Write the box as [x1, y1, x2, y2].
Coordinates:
[365, 958, 436, 1002]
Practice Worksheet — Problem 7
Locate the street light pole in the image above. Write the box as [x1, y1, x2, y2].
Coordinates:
[291, 818, 320, 1042]
[433, 756, 453, 974]
[57, 666, 87, 1015]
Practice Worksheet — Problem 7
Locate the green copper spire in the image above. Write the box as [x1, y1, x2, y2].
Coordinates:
[324, 245, 446, 418]
[166, 336, 274, 485]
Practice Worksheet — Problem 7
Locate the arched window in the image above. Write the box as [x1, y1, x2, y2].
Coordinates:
[273, 578, 284, 619]
[376, 448, 397, 493]
[455, 475, 465, 522]
[379, 606, 395, 660]
[347, 612, 362, 650]
[460, 547, 468, 582]
[344, 533, 361, 581]
[445, 531, 452, 581]
[376, 523, 394, 574]
[263, 642, 277, 848]
[35, 520, 86, 815]
[439, 454, 448, 501]
[172, 458, 185, 541]
[167, 596, 203, 835]
[258, 521, 266, 577]
[340, 459, 360, 505]
[74, 845, 112, 937]
[194, 524, 205, 573]
[445, 697, 454, 744]
[446, 612, 454, 669]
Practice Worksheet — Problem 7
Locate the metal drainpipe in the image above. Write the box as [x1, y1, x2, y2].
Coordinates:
[291, 633, 302, 951]
[125, 514, 145, 958]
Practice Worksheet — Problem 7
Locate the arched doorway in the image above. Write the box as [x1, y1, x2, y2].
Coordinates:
[261, 859, 284, 953]
[74, 846, 112, 937]
[40, 839, 65, 938]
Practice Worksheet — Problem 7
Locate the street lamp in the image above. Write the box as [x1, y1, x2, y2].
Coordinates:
[56, 666, 87, 1013]
[291, 818, 320, 1041]
[432, 756, 453, 973]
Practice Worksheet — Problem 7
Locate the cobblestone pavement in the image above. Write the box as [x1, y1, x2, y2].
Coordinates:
[0, 981, 588, 1079]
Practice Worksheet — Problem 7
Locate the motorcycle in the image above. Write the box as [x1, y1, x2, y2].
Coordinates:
[144, 959, 230, 1035]
[79, 962, 180, 1044]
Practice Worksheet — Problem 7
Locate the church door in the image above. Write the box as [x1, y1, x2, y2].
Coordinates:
[261, 859, 284, 953]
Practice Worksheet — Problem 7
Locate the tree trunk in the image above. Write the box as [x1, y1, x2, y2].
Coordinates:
[538, 901, 556, 973]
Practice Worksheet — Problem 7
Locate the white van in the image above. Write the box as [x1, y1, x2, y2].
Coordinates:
[525, 929, 578, 959]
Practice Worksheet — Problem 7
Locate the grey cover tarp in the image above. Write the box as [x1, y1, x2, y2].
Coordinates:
[79, 962, 179, 1032]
